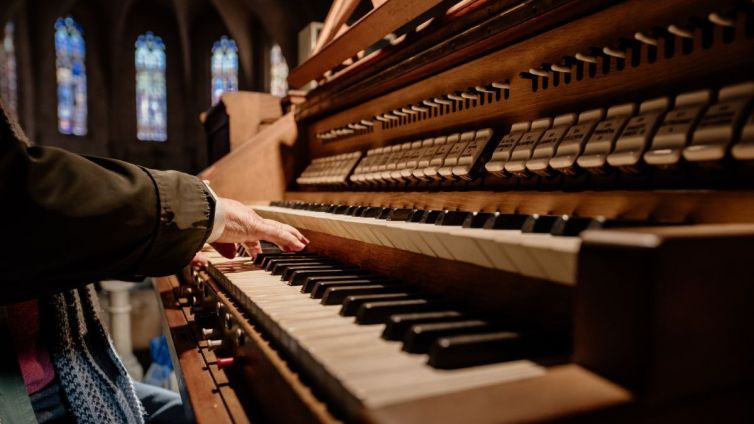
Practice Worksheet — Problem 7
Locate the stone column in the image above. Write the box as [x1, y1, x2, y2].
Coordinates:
[100, 280, 144, 381]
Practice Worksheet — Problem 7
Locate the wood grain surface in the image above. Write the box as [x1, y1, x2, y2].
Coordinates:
[154, 276, 241, 424]
[288, 0, 448, 88]
[304, 0, 747, 157]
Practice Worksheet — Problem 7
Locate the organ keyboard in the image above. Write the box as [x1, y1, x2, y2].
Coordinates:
[158, 0, 754, 422]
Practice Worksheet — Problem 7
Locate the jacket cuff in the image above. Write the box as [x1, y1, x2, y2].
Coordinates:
[203, 181, 226, 243]
[139, 169, 213, 275]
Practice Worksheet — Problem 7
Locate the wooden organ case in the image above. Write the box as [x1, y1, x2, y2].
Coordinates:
[156, 0, 754, 422]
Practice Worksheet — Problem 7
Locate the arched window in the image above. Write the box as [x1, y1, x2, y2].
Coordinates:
[211, 36, 238, 106]
[55, 17, 87, 136]
[0, 22, 17, 117]
[270, 44, 288, 97]
[135, 32, 167, 142]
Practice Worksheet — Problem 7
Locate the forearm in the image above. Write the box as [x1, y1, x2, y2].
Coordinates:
[1, 143, 212, 299]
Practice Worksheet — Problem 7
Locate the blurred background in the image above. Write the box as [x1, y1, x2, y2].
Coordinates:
[0, 0, 335, 387]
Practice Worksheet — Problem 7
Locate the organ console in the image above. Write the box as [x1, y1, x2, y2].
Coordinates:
[155, 0, 754, 422]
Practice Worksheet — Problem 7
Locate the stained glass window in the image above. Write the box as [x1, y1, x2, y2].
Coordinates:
[55, 17, 87, 135]
[0, 22, 17, 117]
[270, 44, 288, 97]
[135, 32, 167, 141]
[211, 36, 238, 106]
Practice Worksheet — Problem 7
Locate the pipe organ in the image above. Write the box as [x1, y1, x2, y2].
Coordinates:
[156, 0, 754, 422]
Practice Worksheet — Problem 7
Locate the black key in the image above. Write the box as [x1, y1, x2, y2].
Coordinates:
[462, 212, 493, 228]
[321, 284, 412, 305]
[550, 215, 594, 237]
[360, 207, 384, 218]
[257, 252, 316, 267]
[301, 274, 381, 293]
[290, 202, 306, 209]
[521, 214, 559, 233]
[382, 311, 463, 341]
[272, 260, 338, 276]
[254, 252, 295, 266]
[311, 278, 394, 298]
[435, 210, 470, 226]
[428, 331, 525, 369]
[355, 299, 449, 325]
[344, 205, 358, 215]
[483, 212, 528, 230]
[403, 320, 492, 353]
[350, 206, 368, 216]
[290, 268, 366, 286]
[258, 241, 281, 252]
[260, 251, 317, 264]
[377, 208, 393, 219]
[265, 257, 329, 272]
[332, 204, 350, 214]
[409, 209, 427, 222]
[419, 210, 442, 224]
[387, 208, 415, 221]
[264, 255, 328, 266]
[340, 293, 417, 316]
[265, 248, 282, 255]
[314, 203, 331, 213]
[279, 264, 344, 280]
[271, 258, 336, 272]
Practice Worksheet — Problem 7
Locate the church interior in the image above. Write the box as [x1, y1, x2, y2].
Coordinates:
[2, 0, 754, 423]
[0, 0, 330, 171]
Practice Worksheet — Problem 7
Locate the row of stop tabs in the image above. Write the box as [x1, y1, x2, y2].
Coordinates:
[297, 81, 754, 186]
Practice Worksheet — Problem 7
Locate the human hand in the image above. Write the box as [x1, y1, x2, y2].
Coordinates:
[191, 251, 210, 267]
[211, 198, 308, 259]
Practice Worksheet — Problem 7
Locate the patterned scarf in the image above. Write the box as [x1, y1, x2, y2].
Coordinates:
[44, 287, 145, 424]
[1, 99, 145, 423]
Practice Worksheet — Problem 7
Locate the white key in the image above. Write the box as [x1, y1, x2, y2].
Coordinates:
[253, 206, 579, 284]
[210, 249, 547, 412]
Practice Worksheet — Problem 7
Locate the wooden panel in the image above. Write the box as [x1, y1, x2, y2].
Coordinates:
[287, 0, 449, 88]
[283, 190, 754, 224]
[576, 224, 754, 401]
[299, 0, 603, 121]
[371, 361, 754, 423]
[200, 113, 299, 202]
[305, 0, 748, 156]
[154, 276, 239, 424]
[369, 364, 632, 424]
[313, 0, 350, 54]
[220, 91, 282, 151]
[315, 0, 361, 52]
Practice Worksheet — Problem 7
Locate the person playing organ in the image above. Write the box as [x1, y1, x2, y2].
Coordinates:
[0, 100, 307, 423]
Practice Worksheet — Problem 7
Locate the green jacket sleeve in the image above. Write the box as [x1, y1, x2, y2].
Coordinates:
[0, 101, 213, 303]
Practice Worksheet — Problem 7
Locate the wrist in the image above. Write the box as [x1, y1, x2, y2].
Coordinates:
[203, 182, 226, 243]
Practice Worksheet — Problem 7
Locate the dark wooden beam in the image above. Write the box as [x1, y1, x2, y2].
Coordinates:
[287, 0, 449, 88]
